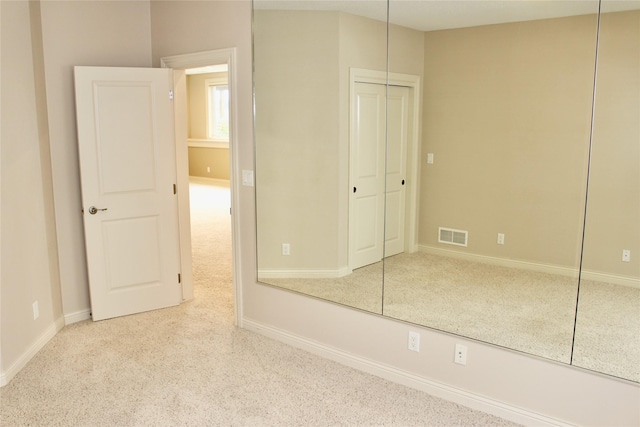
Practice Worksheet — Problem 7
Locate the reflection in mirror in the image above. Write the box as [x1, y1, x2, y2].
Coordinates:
[572, 1, 640, 382]
[254, 1, 389, 312]
[381, 0, 599, 363]
[255, 0, 639, 381]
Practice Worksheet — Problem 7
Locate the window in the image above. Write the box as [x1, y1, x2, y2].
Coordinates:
[206, 77, 229, 142]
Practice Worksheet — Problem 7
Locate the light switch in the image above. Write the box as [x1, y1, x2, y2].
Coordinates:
[427, 153, 434, 164]
[242, 170, 254, 187]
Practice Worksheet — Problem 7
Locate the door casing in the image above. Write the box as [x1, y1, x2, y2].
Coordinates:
[161, 48, 243, 327]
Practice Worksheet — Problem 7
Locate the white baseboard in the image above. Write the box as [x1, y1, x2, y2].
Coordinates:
[64, 309, 91, 325]
[0, 316, 65, 387]
[188, 176, 230, 187]
[242, 318, 572, 427]
[580, 270, 640, 289]
[258, 266, 351, 279]
[419, 245, 640, 289]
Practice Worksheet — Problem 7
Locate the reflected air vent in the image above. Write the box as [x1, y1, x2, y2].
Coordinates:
[438, 227, 468, 247]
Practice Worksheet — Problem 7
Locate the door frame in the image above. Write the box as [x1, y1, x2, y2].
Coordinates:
[349, 68, 421, 270]
[160, 48, 243, 326]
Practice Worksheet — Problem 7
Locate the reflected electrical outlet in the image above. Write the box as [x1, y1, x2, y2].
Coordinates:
[282, 243, 290, 256]
[622, 250, 631, 262]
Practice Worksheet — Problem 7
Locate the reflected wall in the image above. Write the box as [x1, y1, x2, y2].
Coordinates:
[254, 0, 640, 382]
[383, 9, 598, 363]
[573, 6, 640, 382]
[254, 2, 388, 312]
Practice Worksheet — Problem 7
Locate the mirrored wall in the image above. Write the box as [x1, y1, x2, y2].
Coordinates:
[254, 0, 640, 382]
[572, 0, 640, 381]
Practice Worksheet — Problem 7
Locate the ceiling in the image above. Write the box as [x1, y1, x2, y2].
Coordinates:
[254, 0, 640, 31]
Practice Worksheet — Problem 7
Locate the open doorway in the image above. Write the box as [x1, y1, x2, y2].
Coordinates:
[184, 65, 233, 311]
[161, 48, 242, 325]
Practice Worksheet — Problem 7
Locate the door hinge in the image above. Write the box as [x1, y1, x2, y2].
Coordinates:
[169, 90, 174, 101]
[178, 273, 181, 284]
[173, 184, 177, 194]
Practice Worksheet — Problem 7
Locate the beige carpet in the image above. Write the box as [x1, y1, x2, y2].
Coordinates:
[0, 178, 520, 426]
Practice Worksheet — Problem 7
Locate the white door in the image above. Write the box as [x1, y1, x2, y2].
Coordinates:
[74, 66, 182, 321]
[349, 82, 409, 270]
[350, 82, 386, 270]
[384, 85, 409, 257]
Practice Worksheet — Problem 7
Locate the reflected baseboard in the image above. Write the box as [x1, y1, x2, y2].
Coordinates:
[418, 245, 639, 289]
[580, 270, 640, 289]
[258, 266, 351, 279]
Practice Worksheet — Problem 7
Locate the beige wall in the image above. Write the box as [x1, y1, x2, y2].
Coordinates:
[1, 0, 153, 383]
[1, 1, 638, 424]
[186, 72, 230, 180]
[188, 147, 230, 180]
[420, 14, 598, 269]
[1, 0, 63, 381]
[40, 0, 153, 317]
[254, 10, 342, 272]
[187, 73, 208, 139]
[581, 10, 640, 278]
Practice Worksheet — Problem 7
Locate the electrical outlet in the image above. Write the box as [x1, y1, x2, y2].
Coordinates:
[454, 343, 467, 365]
[282, 243, 290, 256]
[408, 331, 420, 352]
[207, 166, 211, 173]
[622, 250, 631, 262]
[497, 233, 505, 245]
[33, 301, 39, 320]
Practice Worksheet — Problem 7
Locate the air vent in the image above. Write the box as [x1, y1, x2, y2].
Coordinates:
[438, 227, 468, 247]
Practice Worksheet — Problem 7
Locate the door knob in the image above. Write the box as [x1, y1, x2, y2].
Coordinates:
[88, 206, 108, 215]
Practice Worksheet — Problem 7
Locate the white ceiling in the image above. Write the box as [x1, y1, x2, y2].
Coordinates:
[254, 0, 640, 31]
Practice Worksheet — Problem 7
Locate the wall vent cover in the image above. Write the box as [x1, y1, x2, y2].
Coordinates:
[438, 227, 468, 247]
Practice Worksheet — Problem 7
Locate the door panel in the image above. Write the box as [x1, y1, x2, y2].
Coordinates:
[96, 83, 158, 193]
[385, 86, 409, 256]
[349, 82, 409, 269]
[75, 66, 181, 321]
[350, 82, 386, 270]
[103, 216, 162, 289]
